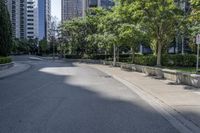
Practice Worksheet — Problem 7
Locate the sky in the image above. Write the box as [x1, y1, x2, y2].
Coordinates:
[51, 0, 61, 21]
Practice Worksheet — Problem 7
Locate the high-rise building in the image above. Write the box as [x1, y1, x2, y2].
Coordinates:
[61, 0, 83, 22]
[26, 0, 38, 39]
[38, 0, 51, 40]
[82, 0, 114, 16]
[5, 0, 27, 39]
[100, 0, 114, 8]
[5, 0, 39, 39]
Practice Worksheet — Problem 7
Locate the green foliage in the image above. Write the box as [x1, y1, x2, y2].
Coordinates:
[39, 38, 48, 53]
[59, 0, 198, 68]
[0, 56, 12, 64]
[134, 55, 157, 66]
[189, 0, 200, 36]
[0, 0, 12, 56]
[162, 54, 196, 67]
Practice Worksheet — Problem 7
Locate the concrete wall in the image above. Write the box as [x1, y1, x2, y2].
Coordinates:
[67, 59, 200, 88]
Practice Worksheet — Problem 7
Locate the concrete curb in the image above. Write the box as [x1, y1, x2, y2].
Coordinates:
[92, 65, 200, 133]
[0, 62, 31, 79]
[113, 76, 200, 133]
[0, 62, 14, 71]
[29, 57, 43, 61]
[69, 59, 200, 88]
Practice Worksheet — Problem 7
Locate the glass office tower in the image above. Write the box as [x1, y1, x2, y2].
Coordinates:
[38, 0, 51, 40]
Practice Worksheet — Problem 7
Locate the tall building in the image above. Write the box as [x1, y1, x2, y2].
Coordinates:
[61, 0, 83, 22]
[38, 0, 51, 40]
[82, 0, 114, 16]
[5, 0, 39, 39]
[26, 0, 38, 39]
[5, 0, 27, 39]
[100, 0, 114, 8]
[61, 0, 114, 21]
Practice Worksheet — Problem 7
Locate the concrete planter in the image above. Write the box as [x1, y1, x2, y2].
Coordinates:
[0, 62, 14, 71]
[162, 69, 178, 82]
[71, 59, 200, 88]
[120, 63, 133, 71]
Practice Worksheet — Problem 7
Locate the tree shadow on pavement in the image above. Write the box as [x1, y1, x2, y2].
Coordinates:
[0, 61, 196, 133]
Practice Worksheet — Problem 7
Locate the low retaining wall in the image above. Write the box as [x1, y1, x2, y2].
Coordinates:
[67, 59, 200, 88]
[0, 62, 14, 71]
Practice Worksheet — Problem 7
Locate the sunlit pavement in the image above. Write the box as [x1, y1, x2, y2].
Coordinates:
[0, 56, 180, 133]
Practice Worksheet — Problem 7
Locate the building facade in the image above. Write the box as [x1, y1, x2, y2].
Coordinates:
[6, 0, 27, 39]
[26, 0, 38, 39]
[61, 0, 114, 21]
[82, 0, 114, 16]
[5, 0, 40, 40]
[38, 0, 51, 40]
[61, 0, 83, 22]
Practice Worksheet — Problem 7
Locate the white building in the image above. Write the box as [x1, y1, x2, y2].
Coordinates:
[26, 0, 39, 39]
[5, 0, 27, 39]
[5, 0, 39, 40]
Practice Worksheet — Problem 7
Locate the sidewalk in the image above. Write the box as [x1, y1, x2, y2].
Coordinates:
[84, 63, 200, 133]
[0, 62, 30, 79]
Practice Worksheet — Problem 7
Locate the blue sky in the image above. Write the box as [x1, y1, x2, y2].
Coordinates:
[51, 0, 61, 21]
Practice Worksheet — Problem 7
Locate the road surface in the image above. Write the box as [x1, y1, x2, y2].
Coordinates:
[0, 56, 179, 133]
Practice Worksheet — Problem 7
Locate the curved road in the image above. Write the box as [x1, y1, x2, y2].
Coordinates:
[0, 56, 179, 133]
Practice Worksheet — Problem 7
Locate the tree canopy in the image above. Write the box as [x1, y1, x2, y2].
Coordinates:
[0, 0, 12, 56]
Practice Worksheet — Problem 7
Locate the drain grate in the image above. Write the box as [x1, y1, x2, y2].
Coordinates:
[99, 75, 112, 78]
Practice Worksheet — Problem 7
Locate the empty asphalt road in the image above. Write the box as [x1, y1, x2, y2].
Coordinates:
[0, 56, 180, 133]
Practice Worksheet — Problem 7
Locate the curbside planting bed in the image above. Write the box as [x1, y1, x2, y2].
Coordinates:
[67, 59, 200, 88]
[0, 57, 13, 71]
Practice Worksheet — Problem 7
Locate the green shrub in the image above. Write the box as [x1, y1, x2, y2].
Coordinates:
[0, 57, 12, 64]
[162, 54, 196, 67]
[134, 55, 157, 66]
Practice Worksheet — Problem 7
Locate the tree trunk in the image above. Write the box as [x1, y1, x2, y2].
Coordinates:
[181, 35, 184, 55]
[157, 42, 162, 66]
[117, 47, 119, 62]
[131, 48, 135, 63]
[113, 44, 116, 66]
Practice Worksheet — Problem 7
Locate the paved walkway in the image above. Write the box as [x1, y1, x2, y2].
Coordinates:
[83, 63, 200, 133]
[0, 62, 30, 79]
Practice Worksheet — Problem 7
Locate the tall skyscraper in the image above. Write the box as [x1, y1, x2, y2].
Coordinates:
[5, 0, 27, 39]
[38, 0, 51, 40]
[61, 0, 83, 22]
[5, 0, 39, 39]
[82, 0, 114, 16]
[26, 0, 38, 39]
[61, 0, 114, 22]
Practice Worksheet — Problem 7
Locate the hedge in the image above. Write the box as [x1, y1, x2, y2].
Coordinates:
[0, 57, 12, 64]
[65, 53, 197, 67]
[134, 55, 157, 66]
[162, 54, 196, 67]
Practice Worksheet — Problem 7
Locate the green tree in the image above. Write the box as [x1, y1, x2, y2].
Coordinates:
[39, 38, 48, 54]
[128, 0, 183, 66]
[0, 0, 12, 56]
[189, 0, 200, 36]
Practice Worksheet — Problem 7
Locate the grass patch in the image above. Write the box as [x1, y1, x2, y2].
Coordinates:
[164, 67, 197, 74]
[0, 56, 12, 64]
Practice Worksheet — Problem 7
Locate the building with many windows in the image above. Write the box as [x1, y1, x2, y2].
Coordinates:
[38, 0, 51, 40]
[26, 0, 38, 39]
[61, 0, 114, 21]
[82, 0, 114, 16]
[6, 0, 50, 41]
[5, 0, 27, 39]
[61, 0, 83, 22]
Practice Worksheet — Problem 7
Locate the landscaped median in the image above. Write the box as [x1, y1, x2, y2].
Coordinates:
[0, 56, 13, 71]
[68, 59, 200, 88]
